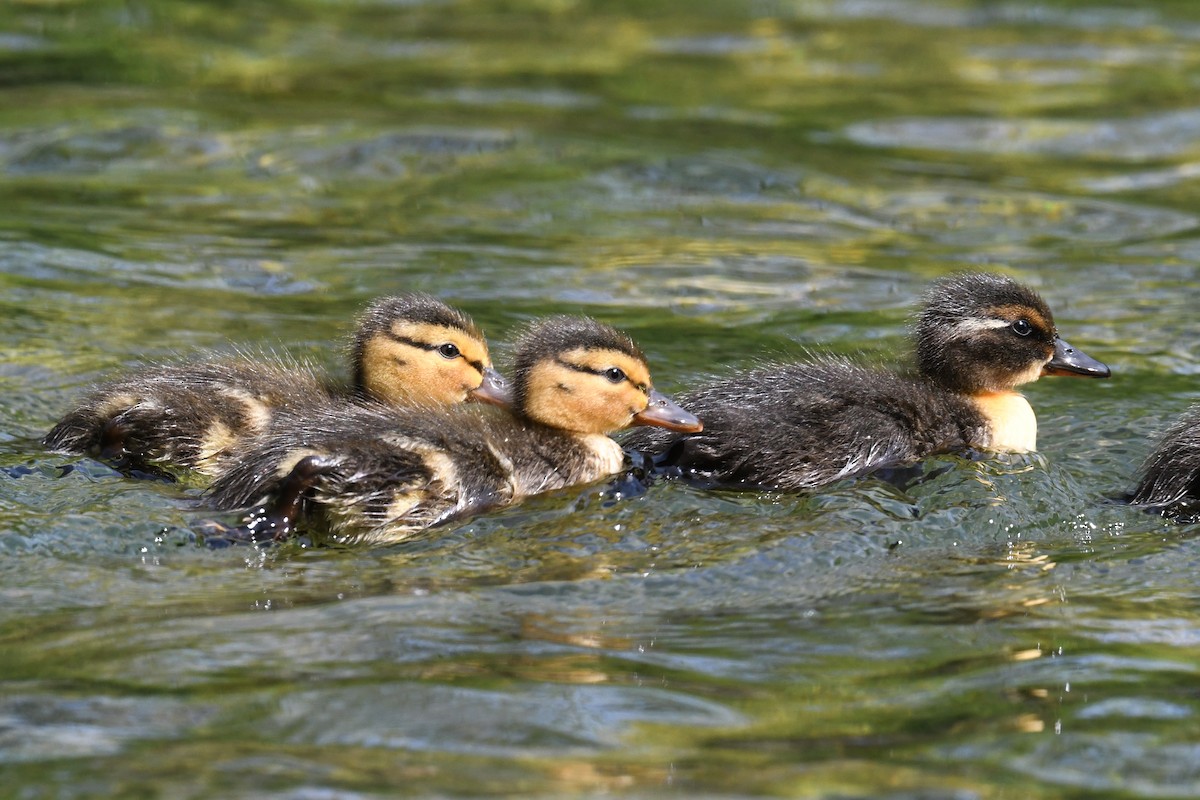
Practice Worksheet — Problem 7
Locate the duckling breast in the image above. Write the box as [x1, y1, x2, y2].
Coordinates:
[488, 422, 625, 498]
[970, 391, 1037, 453]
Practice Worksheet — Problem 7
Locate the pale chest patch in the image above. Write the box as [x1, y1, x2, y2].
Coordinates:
[584, 434, 626, 481]
[972, 391, 1037, 453]
[509, 434, 626, 498]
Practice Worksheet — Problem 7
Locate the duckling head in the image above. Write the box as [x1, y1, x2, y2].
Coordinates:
[915, 272, 1110, 395]
[511, 316, 702, 436]
[352, 293, 508, 407]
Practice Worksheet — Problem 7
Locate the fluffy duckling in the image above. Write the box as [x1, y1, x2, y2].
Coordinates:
[623, 272, 1110, 491]
[207, 316, 701, 545]
[43, 294, 505, 479]
[1126, 405, 1200, 523]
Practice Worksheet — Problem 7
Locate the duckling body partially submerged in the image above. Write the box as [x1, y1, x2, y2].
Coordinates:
[46, 359, 331, 480]
[207, 316, 701, 544]
[624, 272, 1110, 491]
[43, 294, 502, 479]
[1127, 406, 1200, 523]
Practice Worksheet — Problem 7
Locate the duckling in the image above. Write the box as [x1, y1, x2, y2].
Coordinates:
[43, 293, 506, 479]
[1126, 405, 1200, 523]
[623, 272, 1110, 491]
[206, 316, 701, 545]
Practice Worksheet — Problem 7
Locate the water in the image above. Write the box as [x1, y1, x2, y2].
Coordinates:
[3, 0, 1200, 796]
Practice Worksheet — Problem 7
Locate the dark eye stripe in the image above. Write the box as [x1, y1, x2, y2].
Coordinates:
[554, 357, 649, 394]
[387, 333, 484, 375]
[555, 356, 611, 379]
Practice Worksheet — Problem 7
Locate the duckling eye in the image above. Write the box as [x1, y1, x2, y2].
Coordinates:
[437, 343, 461, 359]
[1010, 319, 1033, 337]
[603, 367, 626, 384]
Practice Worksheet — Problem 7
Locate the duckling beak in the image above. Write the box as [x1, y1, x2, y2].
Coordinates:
[1042, 337, 1111, 379]
[633, 389, 703, 433]
[469, 367, 512, 408]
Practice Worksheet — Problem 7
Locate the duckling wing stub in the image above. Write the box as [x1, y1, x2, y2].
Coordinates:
[208, 410, 436, 530]
[207, 404, 521, 544]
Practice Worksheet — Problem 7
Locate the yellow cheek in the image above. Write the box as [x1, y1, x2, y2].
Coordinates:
[522, 357, 653, 435]
[613, 383, 645, 417]
[583, 383, 644, 433]
[364, 343, 482, 407]
[426, 360, 481, 404]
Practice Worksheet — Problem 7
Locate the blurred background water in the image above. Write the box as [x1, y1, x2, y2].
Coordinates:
[3, 0, 1200, 796]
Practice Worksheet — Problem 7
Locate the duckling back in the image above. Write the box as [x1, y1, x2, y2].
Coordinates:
[1127, 405, 1200, 522]
[43, 357, 328, 478]
[624, 356, 988, 491]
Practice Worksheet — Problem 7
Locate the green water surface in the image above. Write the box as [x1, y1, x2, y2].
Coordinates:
[3, 0, 1200, 797]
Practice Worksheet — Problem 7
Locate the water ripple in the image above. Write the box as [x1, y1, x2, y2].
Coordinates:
[269, 683, 741, 755]
[0, 694, 213, 764]
[846, 110, 1200, 162]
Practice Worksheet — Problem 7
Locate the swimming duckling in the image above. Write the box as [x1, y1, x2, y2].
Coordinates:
[207, 316, 701, 545]
[1126, 405, 1200, 523]
[43, 293, 505, 479]
[623, 272, 1110, 491]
